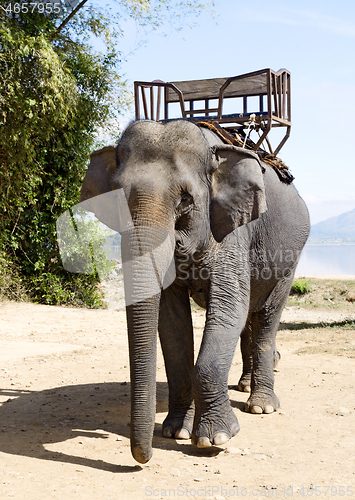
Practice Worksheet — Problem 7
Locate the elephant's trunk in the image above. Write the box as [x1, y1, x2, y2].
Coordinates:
[126, 295, 160, 463]
[121, 222, 174, 463]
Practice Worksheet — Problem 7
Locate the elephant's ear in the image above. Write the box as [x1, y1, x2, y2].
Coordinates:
[79, 145, 120, 230]
[210, 145, 267, 242]
[80, 145, 117, 202]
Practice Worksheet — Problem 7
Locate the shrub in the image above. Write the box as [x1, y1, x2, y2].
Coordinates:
[291, 279, 312, 295]
[0, 9, 124, 306]
[0, 252, 28, 301]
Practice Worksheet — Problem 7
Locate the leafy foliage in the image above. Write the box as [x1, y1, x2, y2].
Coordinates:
[0, 251, 28, 301]
[0, 0, 212, 305]
[0, 10, 119, 305]
[291, 279, 312, 295]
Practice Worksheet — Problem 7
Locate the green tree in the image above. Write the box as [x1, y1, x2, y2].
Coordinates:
[0, 0, 213, 305]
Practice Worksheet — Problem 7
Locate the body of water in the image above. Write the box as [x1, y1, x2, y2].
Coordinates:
[296, 244, 355, 276]
[103, 237, 355, 278]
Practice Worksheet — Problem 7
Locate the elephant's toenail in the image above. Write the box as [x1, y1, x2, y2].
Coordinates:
[213, 432, 229, 446]
[163, 427, 173, 438]
[264, 405, 274, 414]
[197, 436, 212, 448]
[251, 406, 263, 414]
[175, 428, 190, 440]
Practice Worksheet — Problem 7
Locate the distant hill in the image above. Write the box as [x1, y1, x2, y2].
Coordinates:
[309, 208, 355, 243]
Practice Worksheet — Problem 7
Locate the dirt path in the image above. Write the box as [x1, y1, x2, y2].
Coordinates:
[0, 296, 355, 499]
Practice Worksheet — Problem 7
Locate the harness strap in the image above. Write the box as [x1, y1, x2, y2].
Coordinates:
[196, 120, 295, 184]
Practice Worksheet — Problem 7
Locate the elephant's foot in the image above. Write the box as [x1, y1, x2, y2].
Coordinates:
[237, 352, 280, 393]
[245, 391, 280, 414]
[162, 406, 194, 440]
[237, 373, 251, 393]
[191, 405, 240, 448]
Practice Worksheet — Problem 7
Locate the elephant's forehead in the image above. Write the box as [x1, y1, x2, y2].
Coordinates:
[119, 120, 207, 157]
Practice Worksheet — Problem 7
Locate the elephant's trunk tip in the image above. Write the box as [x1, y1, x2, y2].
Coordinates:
[131, 444, 153, 464]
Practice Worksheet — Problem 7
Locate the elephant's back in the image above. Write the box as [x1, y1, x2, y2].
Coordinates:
[262, 163, 310, 246]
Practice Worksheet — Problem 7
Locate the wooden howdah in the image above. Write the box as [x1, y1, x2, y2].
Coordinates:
[134, 68, 291, 155]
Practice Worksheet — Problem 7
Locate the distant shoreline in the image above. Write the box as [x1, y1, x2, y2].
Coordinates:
[306, 241, 355, 245]
[295, 274, 355, 280]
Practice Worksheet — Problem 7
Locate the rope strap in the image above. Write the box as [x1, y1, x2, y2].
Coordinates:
[196, 120, 295, 184]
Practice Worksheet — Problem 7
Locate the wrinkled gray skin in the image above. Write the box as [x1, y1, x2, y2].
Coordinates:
[80, 120, 310, 464]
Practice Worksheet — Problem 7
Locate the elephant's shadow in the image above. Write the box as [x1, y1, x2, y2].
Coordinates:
[0, 381, 239, 471]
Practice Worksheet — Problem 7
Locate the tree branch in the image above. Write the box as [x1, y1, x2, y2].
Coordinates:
[53, 0, 90, 37]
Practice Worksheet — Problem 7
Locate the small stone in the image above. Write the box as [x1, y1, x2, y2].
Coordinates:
[194, 477, 204, 482]
[254, 454, 269, 461]
[224, 447, 242, 454]
[170, 468, 180, 477]
[241, 448, 251, 456]
[336, 407, 350, 416]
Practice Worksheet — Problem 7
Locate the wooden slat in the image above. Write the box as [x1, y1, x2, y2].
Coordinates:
[272, 73, 279, 117]
[164, 86, 168, 120]
[134, 82, 140, 119]
[185, 107, 219, 116]
[156, 86, 161, 121]
[278, 75, 282, 119]
[287, 74, 291, 121]
[167, 78, 225, 102]
[282, 73, 286, 119]
[141, 87, 149, 119]
[150, 86, 154, 120]
[167, 73, 269, 102]
[243, 96, 247, 114]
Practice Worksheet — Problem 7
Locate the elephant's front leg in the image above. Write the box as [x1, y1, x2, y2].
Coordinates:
[192, 304, 248, 448]
[158, 284, 195, 440]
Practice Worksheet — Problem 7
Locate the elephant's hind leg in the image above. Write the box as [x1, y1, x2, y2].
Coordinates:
[238, 314, 281, 393]
[159, 284, 195, 440]
[244, 276, 293, 414]
[237, 317, 253, 393]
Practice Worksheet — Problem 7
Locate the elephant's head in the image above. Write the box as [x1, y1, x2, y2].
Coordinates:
[80, 119, 267, 463]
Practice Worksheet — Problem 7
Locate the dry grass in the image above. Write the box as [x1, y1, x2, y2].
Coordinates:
[286, 278, 355, 310]
[279, 319, 355, 357]
[281, 278, 355, 357]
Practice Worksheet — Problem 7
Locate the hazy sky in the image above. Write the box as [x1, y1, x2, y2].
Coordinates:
[101, 0, 355, 224]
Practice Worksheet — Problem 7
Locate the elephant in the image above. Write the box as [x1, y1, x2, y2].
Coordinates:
[80, 119, 310, 464]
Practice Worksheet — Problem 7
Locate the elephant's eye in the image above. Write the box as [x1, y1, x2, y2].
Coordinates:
[179, 193, 193, 211]
[180, 192, 192, 203]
